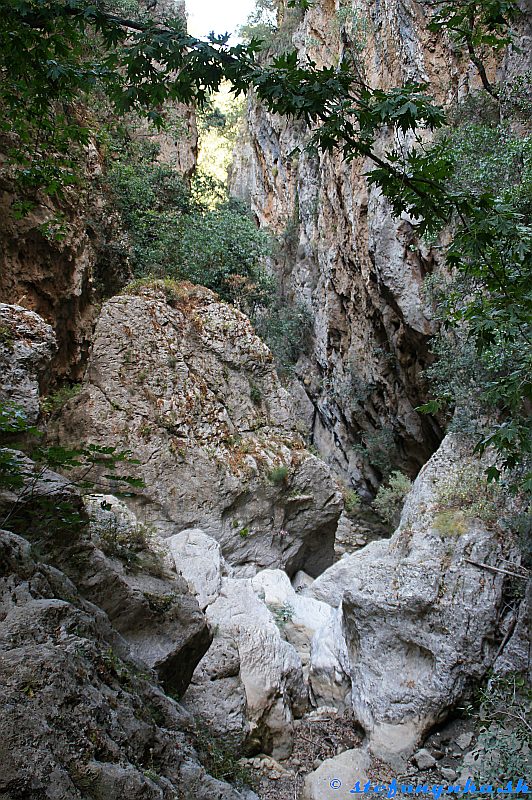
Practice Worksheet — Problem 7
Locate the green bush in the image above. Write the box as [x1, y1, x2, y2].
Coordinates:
[343, 488, 361, 516]
[192, 721, 256, 789]
[372, 471, 412, 529]
[435, 465, 505, 529]
[468, 673, 531, 783]
[41, 384, 82, 416]
[268, 601, 294, 629]
[107, 150, 274, 310]
[253, 300, 313, 377]
[268, 465, 289, 484]
[352, 427, 398, 480]
[421, 107, 532, 490]
[238, 0, 303, 57]
[175, 203, 273, 306]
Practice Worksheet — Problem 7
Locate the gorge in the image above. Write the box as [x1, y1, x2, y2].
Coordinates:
[0, 1, 530, 799]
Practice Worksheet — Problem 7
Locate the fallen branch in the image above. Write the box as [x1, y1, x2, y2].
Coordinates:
[465, 558, 529, 581]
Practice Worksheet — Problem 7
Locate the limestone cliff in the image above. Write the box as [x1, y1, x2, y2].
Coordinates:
[51, 284, 342, 577]
[229, 0, 506, 491]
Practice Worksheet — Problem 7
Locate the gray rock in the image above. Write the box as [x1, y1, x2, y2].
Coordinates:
[0, 529, 253, 800]
[307, 434, 521, 764]
[455, 732, 474, 750]
[0, 303, 56, 423]
[440, 767, 458, 781]
[52, 288, 342, 575]
[413, 748, 437, 769]
[184, 576, 307, 758]
[1, 467, 211, 696]
[302, 748, 370, 800]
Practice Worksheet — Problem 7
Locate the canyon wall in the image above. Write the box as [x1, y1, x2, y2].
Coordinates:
[230, 0, 504, 492]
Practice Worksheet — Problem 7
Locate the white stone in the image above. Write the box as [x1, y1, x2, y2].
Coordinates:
[292, 570, 314, 593]
[306, 435, 518, 764]
[302, 748, 370, 800]
[167, 528, 223, 609]
[251, 568, 335, 669]
[185, 577, 307, 759]
[309, 604, 352, 711]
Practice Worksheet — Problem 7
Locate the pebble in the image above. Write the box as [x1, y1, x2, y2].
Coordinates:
[413, 749, 437, 769]
[440, 767, 458, 781]
[455, 732, 474, 750]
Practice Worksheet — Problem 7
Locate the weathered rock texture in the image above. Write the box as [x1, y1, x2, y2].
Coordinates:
[188, 576, 308, 760]
[0, 459, 211, 697]
[304, 434, 526, 765]
[0, 302, 56, 422]
[0, 96, 196, 380]
[0, 527, 258, 800]
[52, 285, 342, 576]
[0, 144, 124, 379]
[230, 0, 524, 491]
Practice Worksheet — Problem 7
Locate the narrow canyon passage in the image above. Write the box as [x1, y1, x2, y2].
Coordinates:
[0, 0, 530, 799]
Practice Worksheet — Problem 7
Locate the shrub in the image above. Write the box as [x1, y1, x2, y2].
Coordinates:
[420, 110, 532, 491]
[268, 601, 294, 629]
[175, 203, 273, 307]
[249, 382, 262, 405]
[107, 149, 274, 311]
[353, 427, 398, 480]
[238, 0, 303, 57]
[435, 465, 505, 529]
[468, 673, 531, 783]
[41, 384, 82, 416]
[192, 720, 256, 789]
[123, 277, 184, 305]
[343, 488, 361, 516]
[372, 470, 412, 529]
[253, 300, 313, 377]
[268, 465, 289, 484]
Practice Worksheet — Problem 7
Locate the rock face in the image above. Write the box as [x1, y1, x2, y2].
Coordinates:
[53, 284, 342, 576]
[197, 577, 308, 759]
[0, 460, 211, 697]
[0, 80, 196, 381]
[0, 528, 258, 800]
[229, 0, 507, 490]
[304, 434, 524, 765]
[0, 303, 56, 422]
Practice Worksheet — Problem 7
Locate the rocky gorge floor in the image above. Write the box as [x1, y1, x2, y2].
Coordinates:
[0, 294, 530, 800]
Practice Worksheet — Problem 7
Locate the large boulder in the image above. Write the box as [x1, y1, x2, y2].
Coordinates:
[0, 303, 56, 422]
[306, 434, 524, 765]
[250, 568, 335, 674]
[183, 576, 308, 759]
[0, 464, 211, 697]
[0, 529, 258, 800]
[167, 527, 227, 610]
[52, 285, 342, 575]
